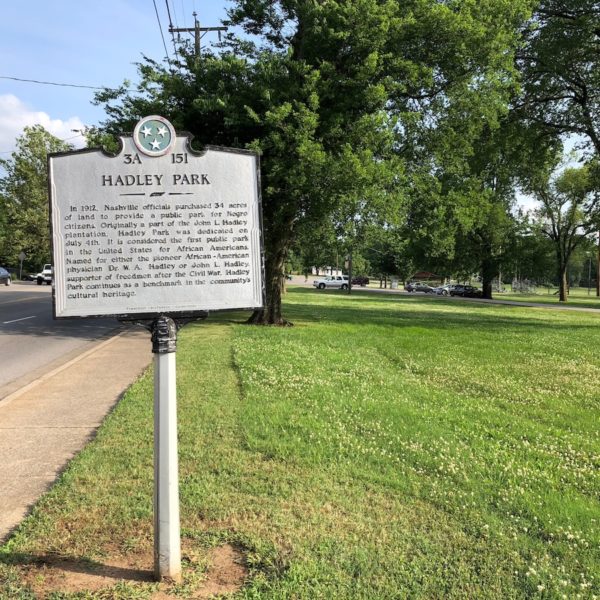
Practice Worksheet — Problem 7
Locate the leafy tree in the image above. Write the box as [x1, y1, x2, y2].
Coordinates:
[529, 165, 599, 301]
[505, 211, 556, 285]
[292, 222, 342, 277]
[518, 1, 600, 155]
[0, 126, 72, 272]
[516, 1, 600, 295]
[95, 0, 533, 323]
[402, 123, 519, 297]
[362, 226, 406, 283]
[453, 121, 526, 299]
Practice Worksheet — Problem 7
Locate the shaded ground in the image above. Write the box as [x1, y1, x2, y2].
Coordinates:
[16, 542, 247, 599]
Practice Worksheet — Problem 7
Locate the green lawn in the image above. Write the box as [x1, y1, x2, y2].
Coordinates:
[499, 286, 600, 309]
[1, 289, 598, 598]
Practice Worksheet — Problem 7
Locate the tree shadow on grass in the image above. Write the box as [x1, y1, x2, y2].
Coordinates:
[282, 289, 598, 334]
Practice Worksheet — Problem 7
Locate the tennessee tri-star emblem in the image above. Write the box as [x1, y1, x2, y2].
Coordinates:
[132, 115, 176, 157]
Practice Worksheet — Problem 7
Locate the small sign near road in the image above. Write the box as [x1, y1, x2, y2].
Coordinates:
[48, 116, 264, 583]
[49, 116, 264, 318]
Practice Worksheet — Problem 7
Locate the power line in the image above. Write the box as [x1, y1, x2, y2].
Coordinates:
[169, 11, 227, 58]
[180, 0, 186, 29]
[0, 75, 129, 92]
[152, 0, 172, 64]
[171, 0, 180, 30]
[164, 0, 179, 58]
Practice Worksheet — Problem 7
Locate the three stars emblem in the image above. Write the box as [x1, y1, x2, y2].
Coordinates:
[133, 116, 175, 156]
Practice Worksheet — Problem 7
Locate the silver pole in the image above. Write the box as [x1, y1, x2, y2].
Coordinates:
[152, 316, 181, 582]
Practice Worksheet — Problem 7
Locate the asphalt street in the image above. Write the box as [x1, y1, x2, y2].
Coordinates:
[0, 283, 123, 400]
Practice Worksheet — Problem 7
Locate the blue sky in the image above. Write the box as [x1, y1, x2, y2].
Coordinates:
[0, 1, 230, 155]
[0, 1, 583, 212]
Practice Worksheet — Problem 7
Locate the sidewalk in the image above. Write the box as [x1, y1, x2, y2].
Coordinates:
[0, 328, 152, 542]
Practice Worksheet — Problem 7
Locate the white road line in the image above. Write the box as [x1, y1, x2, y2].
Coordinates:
[3, 316, 36, 324]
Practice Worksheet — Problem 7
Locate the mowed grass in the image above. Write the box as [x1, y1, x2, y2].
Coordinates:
[499, 286, 600, 309]
[1, 288, 598, 598]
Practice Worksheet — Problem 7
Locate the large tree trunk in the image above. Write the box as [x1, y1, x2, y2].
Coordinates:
[558, 266, 568, 302]
[247, 216, 295, 326]
[481, 249, 496, 300]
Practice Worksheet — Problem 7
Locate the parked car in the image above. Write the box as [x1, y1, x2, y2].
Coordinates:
[36, 264, 53, 285]
[405, 282, 434, 293]
[432, 284, 451, 296]
[351, 276, 369, 287]
[313, 275, 349, 290]
[449, 284, 482, 298]
[0, 266, 11, 286]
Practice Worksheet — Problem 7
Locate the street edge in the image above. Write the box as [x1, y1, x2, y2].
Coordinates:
[0, 331, 128, 410]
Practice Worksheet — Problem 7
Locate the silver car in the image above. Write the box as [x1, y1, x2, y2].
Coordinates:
[313, 276, 349, 290]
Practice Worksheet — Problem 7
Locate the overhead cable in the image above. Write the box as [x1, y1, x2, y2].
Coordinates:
[0, 75, 131, 92]
[152, 0, 172, 64]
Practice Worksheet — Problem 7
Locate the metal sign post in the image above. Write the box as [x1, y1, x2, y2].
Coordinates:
[49, 115, 264, 583]
[152, 316, 181, 580]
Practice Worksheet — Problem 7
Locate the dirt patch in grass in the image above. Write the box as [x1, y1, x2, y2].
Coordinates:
[17, 542, 248, 598]
[193, 543, 248, 598]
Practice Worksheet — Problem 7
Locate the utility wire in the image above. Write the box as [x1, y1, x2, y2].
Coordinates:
[167, 0, 179, 27]
[0, 75, 129, 92]
[152, 0, 171, 64]
[165, 0, 179, 57]
[171, 0, 180, 30]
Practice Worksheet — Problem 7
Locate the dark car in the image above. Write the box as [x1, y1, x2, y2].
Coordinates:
[405, 282, 434, 293]
[351, 276, 369, 287]
[449, 284, 482, 298]
[0, 267, 12, 286]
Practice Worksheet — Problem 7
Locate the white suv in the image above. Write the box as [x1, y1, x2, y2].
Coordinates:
[36, 264, 53, 285]
[313, 275, 349, 290]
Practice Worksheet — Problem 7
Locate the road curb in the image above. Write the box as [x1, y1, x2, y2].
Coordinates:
[0, 331, 127, 410]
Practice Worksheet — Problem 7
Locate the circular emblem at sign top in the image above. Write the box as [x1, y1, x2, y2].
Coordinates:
[132, 115, 176, 157]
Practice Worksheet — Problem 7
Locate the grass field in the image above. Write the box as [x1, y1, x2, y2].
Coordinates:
[1, 288, 598, 598]
[498, 286, 600, 309]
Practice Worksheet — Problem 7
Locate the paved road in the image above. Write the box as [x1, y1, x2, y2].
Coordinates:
[0, 283, 123, 400]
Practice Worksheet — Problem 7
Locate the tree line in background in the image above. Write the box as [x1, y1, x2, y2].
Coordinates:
[0, 0, 598, 319]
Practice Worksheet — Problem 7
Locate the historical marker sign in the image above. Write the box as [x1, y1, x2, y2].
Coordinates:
[49, 116, 264, 318]
[49, 116, 264, 582]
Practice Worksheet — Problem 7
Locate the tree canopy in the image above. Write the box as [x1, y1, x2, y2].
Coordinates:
[527, 164, 599, 300]
[0, 126, 72, 273]
[92, 0, 534, 322]
[518, 0, 600, 156]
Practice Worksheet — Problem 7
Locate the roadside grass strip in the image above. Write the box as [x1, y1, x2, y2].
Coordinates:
[1, 289, 599, 598]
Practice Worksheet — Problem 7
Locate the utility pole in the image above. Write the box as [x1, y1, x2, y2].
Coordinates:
[169, 12, 227, 58]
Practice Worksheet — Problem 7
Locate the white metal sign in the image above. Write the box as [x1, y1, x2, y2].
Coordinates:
[49, 118, 263, 318]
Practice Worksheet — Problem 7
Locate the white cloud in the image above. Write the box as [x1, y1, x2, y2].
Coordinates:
[0, 94, 86, 156]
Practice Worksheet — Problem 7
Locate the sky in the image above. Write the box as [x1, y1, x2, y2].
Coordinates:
[0, 0, 231, 156]
[0, 1, 585, 212]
